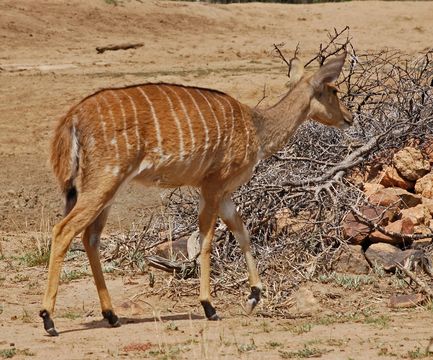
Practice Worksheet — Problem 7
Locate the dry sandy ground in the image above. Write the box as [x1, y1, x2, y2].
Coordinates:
[1, 0, 433, 359]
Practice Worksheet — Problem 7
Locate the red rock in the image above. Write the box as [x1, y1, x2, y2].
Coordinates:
[415, 173, 433, 199]
[369, 217, 414, 246]
[333, 245, 370, 275]
[368, 189, 401, 207]
[379, 165, 414, 190]
[388, 294, 425, 308]
[155, 238, 189, 259]
[363, 183, 384, 198]
[400, 204, 432, 225]
[393, 147, 430, 181]
[371, 187, 422, 208]
[342, 206, 394, 245]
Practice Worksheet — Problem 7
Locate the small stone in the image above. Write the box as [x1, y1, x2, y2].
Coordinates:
[186, 230, 200, 260]
[423, 198, 433, 216]
[333, 245, 370, 274]
[292, 286, 320, 315]
[393, 147, 431, 181]
[400, 204, 432, 226]
[155, 238, 189, 260]
[379, 166, 414, 190]
[365, 243, 423, 271]
[415, 173, 433, 199]
[363, 183, 385, 198]
[372, 187, 423, 208]
[368, 189, 401, 208]
[388, 293, 425, 308]
[365, 243, 401, 271]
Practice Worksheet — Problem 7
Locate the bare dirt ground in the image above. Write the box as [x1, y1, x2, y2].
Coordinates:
[1, 1, 433, 359]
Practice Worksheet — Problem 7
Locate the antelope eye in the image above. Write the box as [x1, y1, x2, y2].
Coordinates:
[332, 88, 338, 95]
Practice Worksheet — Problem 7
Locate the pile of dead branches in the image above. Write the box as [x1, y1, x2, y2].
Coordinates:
[106, 28, 433, 317]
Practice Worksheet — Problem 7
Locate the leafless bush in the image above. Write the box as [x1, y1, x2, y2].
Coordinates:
[105, 28, 433, 316]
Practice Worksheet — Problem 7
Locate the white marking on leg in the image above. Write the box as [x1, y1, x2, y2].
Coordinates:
[138, 159, 154, 172]
[100, 94, 120, 162]
[157, 85, 185, 161]
[197, 90, 221, 151]
[121, 89, 140, 154]
[89, 233, 100, 248]
[137, 87, 164, 162]
[164, 86, 196, 155]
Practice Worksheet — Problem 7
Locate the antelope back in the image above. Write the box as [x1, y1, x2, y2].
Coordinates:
[53, 83, 259, 191]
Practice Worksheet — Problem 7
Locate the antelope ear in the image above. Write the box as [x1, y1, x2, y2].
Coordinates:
[311, 52, 346, 89]
[287, 58, 304, 86]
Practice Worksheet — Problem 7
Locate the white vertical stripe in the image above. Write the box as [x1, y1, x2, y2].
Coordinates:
[181, 87, 210, 174]
[100, 94, 120, 162]
[214, 93, 235, 157]
[157, 85, 185, 161]
[110, 91, 130, 157]
[137, 86, 164, 160]
[121, 89, 140, 154]
[93, 97, 109, 148]
[236, 102, 250, 161]
[196, 90, 221, 151]
[164, 86, 196, 155]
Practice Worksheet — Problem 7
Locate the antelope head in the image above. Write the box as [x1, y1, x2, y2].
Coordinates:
[290, 53, 353, 129]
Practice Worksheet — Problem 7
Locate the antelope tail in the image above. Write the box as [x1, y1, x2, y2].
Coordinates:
[50, 115, 79, 216]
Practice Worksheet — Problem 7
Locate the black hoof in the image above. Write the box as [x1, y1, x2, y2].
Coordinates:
[200, 300, 221, 320]
[102, 310, 120, 327]
[40, 310, 59, 336]
[245, 286, 261, 314]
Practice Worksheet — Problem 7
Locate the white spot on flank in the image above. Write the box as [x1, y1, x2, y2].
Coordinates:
[112, 166, 120, 177]
[110, 138, 117, 146]
[137, 87, 164, 161]
[157, 85, 185, 161]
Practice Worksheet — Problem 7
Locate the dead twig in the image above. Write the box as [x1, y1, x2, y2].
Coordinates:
[96, 42, 144, 54]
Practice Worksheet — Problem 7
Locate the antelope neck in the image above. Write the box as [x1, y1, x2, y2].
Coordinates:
[253, 82, 314, 159]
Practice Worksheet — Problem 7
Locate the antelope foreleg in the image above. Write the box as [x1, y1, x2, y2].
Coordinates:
[219, 196, 262, 314]
[198, 193, 219, 320]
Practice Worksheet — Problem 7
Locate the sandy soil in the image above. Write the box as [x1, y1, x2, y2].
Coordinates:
[1, 0, 433, 359]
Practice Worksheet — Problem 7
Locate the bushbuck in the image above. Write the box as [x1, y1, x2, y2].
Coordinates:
[41, 53, 352, 335]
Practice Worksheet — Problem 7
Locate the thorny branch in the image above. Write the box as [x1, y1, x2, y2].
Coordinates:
[105, 30, 433, 317]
